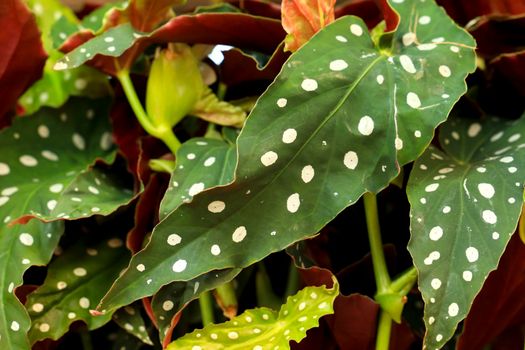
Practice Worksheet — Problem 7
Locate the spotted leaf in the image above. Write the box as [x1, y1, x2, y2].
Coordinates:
[407, 115, 525, 348]
[159, 138, 236, 219]
[152, 268, 241, 346]
[113, 305, 153, 345]
[166, 281, 339, 349]
[0, 220, 63, 350]
[97, 0, 476, 312]
[0, 97, 134, 225]
[25, 237, 130, 344]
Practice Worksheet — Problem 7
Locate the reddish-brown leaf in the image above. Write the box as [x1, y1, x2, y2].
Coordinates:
[281, 0, 336, 52]
[0, 0, 46, 127]
[60, 13, 285, 75]
[491, 51, 525, 96]
[469, 15, 525, 57]
[457, 233, 525, 350]
[126, 0, 184, 32]
[437, 0, 525, 25]
[335, 0, 383, 29]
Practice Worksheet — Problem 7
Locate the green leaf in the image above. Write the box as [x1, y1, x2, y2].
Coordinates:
[0, 97, 126, 350]
[407, 115, 525, 348]
[166, 281, 339, 349]
[53, 23, 147, 71]
[152, 268, 241, 344]
[191, 88, 247, 127]
[159, 138, 236, 219]
[0, 220, 63, 350]
[98, 0, 476, 311]
[113, 305, 154, 345]
[25, 237, 130, 343]
[0, 97, 133, 224]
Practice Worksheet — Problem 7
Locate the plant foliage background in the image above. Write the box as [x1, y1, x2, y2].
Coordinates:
[0, 0, 524, 349]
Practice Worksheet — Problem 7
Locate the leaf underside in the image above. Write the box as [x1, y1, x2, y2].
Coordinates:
[98, 0, 476, 312]
[166, 281, 339, 349]
[113, 304, 154, 345]
[407, 115, 525, 348]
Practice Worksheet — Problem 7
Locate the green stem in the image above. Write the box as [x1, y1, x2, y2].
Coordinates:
[390, 266, 418, 294]
[198, 291, 215, 326]
[284, 262, 301, 298]
[116, 70, 181, 155]
[375, 310, 392, 350]
[79, 327, 93, 350]
[215, 281, 238, 318]
[363, 192, 391, 293]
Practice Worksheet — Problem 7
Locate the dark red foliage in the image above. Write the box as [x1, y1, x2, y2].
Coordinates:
[437, 0, 525, 25]
[335, 0, 383, 29]
[457, 233, 525, 350]
[469, 15, 525, 57]
[0, 0, 47, 127]
[61, 12, 285, 75]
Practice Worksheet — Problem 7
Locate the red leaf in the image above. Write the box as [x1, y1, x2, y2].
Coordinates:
[491, 52, 525, 96]
[335, 0, 383, 28]
[281, 0, 336, 52]
[0, 0, 46, 126]
[127, 0, 184, 32]
[457, 233, 525, 350]
[469, 15, 525, 57]
[437, 0, 525, 25]
[61, 13, 285, 75]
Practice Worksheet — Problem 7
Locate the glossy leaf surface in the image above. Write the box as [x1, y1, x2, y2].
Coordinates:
[0, 97, 133, 225]
[25, 238, 129, 343]
[98, 0, 476, 312]
[166, 281, 338, 349]
[159, 138, 236, 218]
[0, 220, 63, 350]
[113, 305, 153, 345]
[407, 115, 525, 348]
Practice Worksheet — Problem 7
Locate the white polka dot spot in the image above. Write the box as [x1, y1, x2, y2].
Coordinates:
[344, 151, 358, 170]
[188, 182, 205, 196]
[49, 183, 64, 193]
[172, 259, 187, 272]
[47, 200, 57, 211]
[282, 128, 297, 143]
[336, 35, 347, 42]
[79, 297, 90, 309]
[482, 210, 497, 224]
[73, 267, 87, 277]
[19, 233, 34, 246]
[42, 150, 59, 161]
[500, 156, 513, 163]
[350, 24, 363, 36]
[462, 270, 472, 281]
[277, 98, 287, 108]
[39, 323, 50, 332]
[287, 193, 300, 213]
[442, 206, 451, 214]
[439, 65, 451, 77]
[38, 125, 50, 138]
[11, 321, 20, 331]
[400, 55, 416, 73]
[232, 226, 247, 243]
[406, 92, 421, 108]
[465, 247, 479, 262]
[429, 226, 443, 241]
[477, 183, 495, 199]
[301, 78, 318, 92]
[20, 155, 38, 167]
[260, 151, 278, 166]
[329, 59, 348, 71]
[419, 15, 431, 25]
[72, 133, 86, 150]
[162, 300, 174, 311]
[376, 75, 384, 84]
[228, 331, 239, 339]
[431, 278, 441, 289]
[211, 244, 221, 256]
[32, 303, 44, 312]
[0, 163, 10, 175]
[448, 303, 459, 317]
[208, 201, 226, 213]
[136, 264, 145, 272]
[358, 116, 374, 136]
[167, 234, 182, 246]
[301, 165, 315, 183]
[425, 183, 439, 192]
[402, 32, 416, 46]
[204, 157, 216, 167]
[467, 123, 482, 137]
